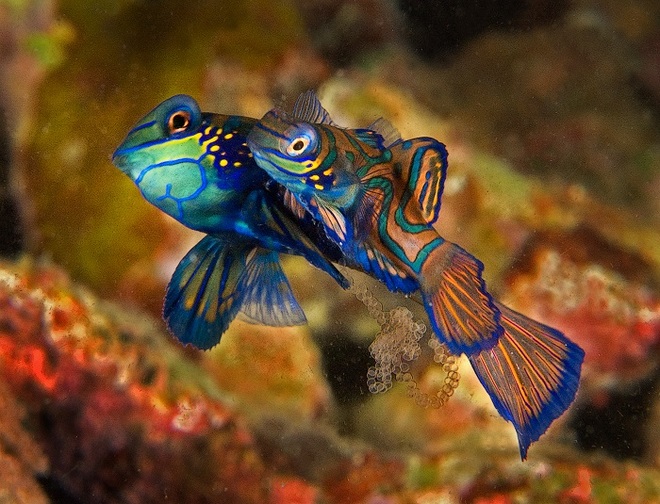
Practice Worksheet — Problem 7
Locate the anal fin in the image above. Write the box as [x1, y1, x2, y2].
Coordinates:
[353, 242, 417, 294]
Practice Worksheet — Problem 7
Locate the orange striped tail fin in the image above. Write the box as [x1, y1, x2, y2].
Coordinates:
[467, 302, 584, 459]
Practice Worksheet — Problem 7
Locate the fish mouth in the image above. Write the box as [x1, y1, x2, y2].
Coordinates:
[111, 148, 130, 173]
[111, 147, 154, 179]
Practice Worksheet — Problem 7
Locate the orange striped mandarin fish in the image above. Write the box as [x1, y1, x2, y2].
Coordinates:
[247, 91, 584, 458]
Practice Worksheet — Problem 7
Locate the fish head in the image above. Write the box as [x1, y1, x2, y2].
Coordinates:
[247, 109, 325, 192]
[112, 95, 260, 232]
[113, 94, 202, 178]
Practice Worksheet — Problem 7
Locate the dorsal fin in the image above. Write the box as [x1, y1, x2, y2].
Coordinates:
[352, 129, 388, 149]
[292, 90, 335, 124]
[366, 117, 401, 148]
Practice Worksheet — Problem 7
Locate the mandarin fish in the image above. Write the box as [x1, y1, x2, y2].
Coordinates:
[246, 92, 584, 459]
[113, 95, 348, 350]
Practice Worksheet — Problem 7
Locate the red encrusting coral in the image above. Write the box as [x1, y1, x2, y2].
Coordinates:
[0, 261, 269, 503]
[502, 228, 660, 381]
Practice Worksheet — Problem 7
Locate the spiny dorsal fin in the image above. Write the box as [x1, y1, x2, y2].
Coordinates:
[292, 90, 335, 125]
[366, 117, 401, 148]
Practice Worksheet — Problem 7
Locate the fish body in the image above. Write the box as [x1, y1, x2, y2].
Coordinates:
[246, 92, 584, 458]
[248, 103, 501, 355]
[113, 95, 347, 349]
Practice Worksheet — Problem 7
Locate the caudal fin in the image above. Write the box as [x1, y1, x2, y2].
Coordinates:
[468, 302, 584, 459]
[420, 241, 502, 355]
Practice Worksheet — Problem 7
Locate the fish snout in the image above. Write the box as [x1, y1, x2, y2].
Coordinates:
[111, 148, 154, 180]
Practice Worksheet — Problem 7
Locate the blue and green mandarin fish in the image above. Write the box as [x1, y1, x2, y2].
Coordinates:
[112, 95, 349, 350]
[246, 92, 584, 459]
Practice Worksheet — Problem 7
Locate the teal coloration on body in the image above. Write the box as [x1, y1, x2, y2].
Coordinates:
[113, 95, 348, 350]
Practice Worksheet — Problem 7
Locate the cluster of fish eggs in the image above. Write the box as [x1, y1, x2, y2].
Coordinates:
[347, 279, 460, 408]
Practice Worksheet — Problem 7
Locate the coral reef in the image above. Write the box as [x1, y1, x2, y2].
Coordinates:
[0, 259, 270, 503]
[0, 380, 49, 504]
[6, 0, 660, 500]
[503, 228, 660, 382]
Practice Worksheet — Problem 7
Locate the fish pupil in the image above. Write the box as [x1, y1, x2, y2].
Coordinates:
[292, 140, 304, 151]
[168, 111, 190, 133]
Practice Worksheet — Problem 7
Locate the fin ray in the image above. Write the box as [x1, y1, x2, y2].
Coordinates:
[353, 242, 417, 293]
[366, 117, 401, 148]
[164, 236, 246, 350]
[468, 302, 584, 459]
[420, 242, 501, 354]
[292, 90, 335, 125]
[237, 249, 307, 326]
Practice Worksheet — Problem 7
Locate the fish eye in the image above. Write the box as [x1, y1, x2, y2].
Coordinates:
[286, 136, 310, 156]
[167, 110, 191, 134]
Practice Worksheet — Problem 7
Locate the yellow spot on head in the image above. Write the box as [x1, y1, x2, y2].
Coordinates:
[233, 161, 242, 167]
[314, 183, 324, 190]
[205, 126, 213, 135]
[310, 174, 320, 181]
[323, 168, 333, 176]
[220, 159, 228, 167]
[224, 133, 234, 140]
[210, 145, 220, 152]
[248, 153, 253, 158]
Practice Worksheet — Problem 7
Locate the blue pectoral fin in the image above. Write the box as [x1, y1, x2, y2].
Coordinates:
[467, 302, 584, 459]
[237, 249, 307, 326]
[164, 236, 247, 350]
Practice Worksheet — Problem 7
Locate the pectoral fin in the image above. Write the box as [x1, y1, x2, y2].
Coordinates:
[237, 249, 306, 326]
[244, 190, 349, 289]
